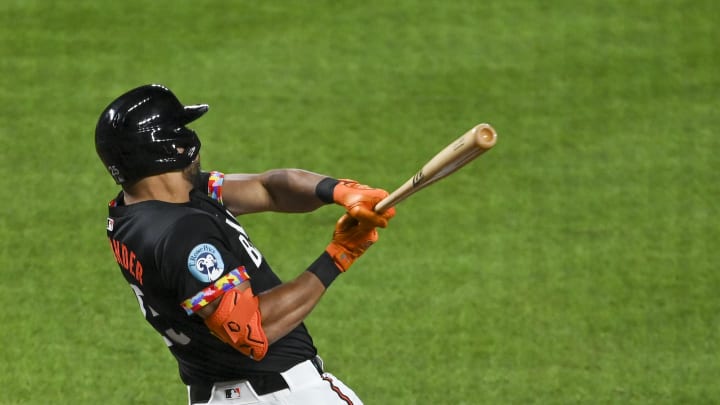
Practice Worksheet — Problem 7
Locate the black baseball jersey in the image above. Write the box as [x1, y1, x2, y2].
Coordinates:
[105, 171, 317, 385]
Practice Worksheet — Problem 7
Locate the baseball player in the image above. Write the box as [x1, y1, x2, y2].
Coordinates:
[95, 84, 395, 404]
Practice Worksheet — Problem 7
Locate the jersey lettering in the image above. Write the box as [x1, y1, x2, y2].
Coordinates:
[130, 284, 191, 347]
[109, 238, 144, 285]
[225, 219, 263, 268]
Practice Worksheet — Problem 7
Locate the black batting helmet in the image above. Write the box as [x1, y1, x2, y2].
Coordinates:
[95, 84, 208, 184]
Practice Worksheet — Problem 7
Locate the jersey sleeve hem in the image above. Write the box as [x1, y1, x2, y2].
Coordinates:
[208, 171, 225, 205]
[180, 266, 250, 315]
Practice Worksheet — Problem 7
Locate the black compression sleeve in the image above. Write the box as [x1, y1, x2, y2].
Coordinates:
[306, 252, 342, 288]
[315, 177, 339, 204]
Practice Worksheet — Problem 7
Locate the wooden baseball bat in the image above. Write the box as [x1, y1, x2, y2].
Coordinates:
[374, 123, 497, 213]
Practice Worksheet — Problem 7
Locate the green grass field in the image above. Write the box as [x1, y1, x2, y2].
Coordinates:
[1, 1, 718, 404]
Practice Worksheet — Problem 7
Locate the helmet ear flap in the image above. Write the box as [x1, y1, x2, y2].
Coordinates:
[171, 127, 202, 160]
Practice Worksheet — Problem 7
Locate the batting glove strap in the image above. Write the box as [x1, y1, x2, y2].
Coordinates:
[315, 177, 340, 204]
[306, 251, 343, 288]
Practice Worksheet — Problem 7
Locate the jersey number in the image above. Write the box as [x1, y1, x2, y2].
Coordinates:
[130, 284, 191, 347]
[225, 219, 263, 268]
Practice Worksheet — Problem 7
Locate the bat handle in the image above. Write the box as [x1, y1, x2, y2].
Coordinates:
[374, 179, 412, 213]
[374, 195, 394, 214]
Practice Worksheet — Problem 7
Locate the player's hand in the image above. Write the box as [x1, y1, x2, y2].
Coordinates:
[325, 210, 395, 272]
[333, 179, 393, 228]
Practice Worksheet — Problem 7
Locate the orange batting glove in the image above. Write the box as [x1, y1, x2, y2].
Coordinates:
[325, 210, 395, 272]
[333, 179, 393, 228]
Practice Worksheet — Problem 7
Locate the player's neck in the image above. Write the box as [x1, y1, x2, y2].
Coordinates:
[122, 172, 192, 205]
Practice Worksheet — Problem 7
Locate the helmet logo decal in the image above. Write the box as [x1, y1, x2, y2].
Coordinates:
[188, 243, 225, 283]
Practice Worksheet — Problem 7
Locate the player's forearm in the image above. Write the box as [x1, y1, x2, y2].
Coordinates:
[261, 169, 331, 213]
[222, 169, 334, 215]
[257, 271, 328, 344]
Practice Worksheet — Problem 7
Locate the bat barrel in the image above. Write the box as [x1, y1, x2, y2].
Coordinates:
[473, 123, 497, 149]
[373, 122, 498, 214]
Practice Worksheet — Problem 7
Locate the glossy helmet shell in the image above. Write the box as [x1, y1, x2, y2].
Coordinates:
[95, 84, 208, 184]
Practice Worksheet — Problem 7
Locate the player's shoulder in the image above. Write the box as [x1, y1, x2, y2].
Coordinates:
[153, 206, 229, 254]
[168, 209, 224, 234]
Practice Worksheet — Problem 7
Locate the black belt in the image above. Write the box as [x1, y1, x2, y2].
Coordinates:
[190, 358, 324, 403]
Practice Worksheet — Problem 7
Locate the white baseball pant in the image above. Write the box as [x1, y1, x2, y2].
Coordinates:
[187, 359, 363, 405]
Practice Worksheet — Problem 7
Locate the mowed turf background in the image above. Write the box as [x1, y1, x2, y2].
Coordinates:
[0, 1, 718, 404]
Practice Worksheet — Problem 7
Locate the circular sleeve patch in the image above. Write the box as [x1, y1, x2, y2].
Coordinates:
[187, 243, 225, 283]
